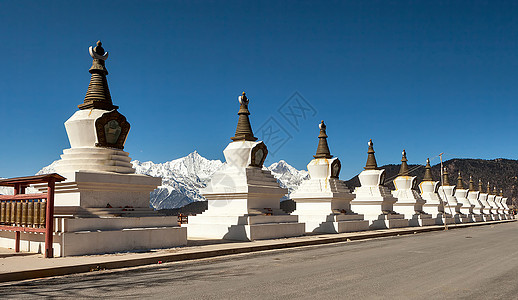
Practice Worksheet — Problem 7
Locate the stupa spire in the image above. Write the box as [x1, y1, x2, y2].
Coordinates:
[313, 120, 333, 159]
[364, 139, 378, 170]
[456, 172, 464, 189]
[423, 158, 433, 181]
[486, 182, 491, 194]
[398, 150, 409, 176]
[492, 186, 498, 195]
[499, 189, 504, 197]
[231, 92, 258, 142]
[478, 179, 484, 193]
[78, 41, 118, 111]
[468, 176, 476, 191]
[442, 167, 450, 186]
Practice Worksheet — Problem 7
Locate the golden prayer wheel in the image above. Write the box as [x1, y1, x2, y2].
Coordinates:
[0, 202, 5, 224]
[6, 202, 12, 224]
[10, 201, 16, 224]
[39, 201, 46, 227]
[21, 201, 28, 226]
[34, 202, 40, 227]
[27, 201, 34, 227]
[16, 201, 22, 226]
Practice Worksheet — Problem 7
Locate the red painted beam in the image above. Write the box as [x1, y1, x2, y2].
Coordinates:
[0, 226, 46, 233]
[0, 194, 48, 201]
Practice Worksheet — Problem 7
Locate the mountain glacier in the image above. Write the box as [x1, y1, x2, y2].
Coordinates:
[35, 151, 309, 209]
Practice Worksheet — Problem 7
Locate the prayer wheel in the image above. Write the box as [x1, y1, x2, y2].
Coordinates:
[0, 202, 5, 224]
[27, 201, 34, 227]
[39, 201, 46, 227]
[34, 202, 40, 227]
[10, 201, 16, 225]
[16, 201, 22, 226]
[6, 202, 12, 224]
[21, 201, 28, 226]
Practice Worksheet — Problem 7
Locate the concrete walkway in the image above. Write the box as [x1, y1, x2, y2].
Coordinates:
[0, 219, 514, 283]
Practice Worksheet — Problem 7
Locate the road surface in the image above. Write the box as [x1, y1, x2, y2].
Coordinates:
[1, 222, 517, 299]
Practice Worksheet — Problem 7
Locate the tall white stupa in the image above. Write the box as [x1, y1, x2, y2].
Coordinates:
[501, 192, 511, 218]
[467, 176, 484, 222]
[437, 168, 465, 223]
[455, 172, 475, 223]
[290, 121, 368, 233]
[419, 159, 454, 225]
[391, 151, 434, 226]
[478, 180, 493, 221]
[494, 189, 505, 219]
[29, 41, 187, 256]
[185, 92, 305, 240]
[486, 185, 500, 220]
[350, 140, 408, 229]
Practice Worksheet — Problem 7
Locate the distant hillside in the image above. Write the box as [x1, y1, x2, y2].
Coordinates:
[345, 158, 518, 207]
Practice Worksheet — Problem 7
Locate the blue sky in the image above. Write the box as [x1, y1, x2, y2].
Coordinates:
[1, 1, 517, 180]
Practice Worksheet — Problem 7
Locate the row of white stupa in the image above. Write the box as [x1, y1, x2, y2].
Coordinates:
[186, 92, 513, 239]
[1, 41, 512, 256]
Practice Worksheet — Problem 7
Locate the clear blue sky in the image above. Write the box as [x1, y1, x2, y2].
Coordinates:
[1, 1, 517, 180]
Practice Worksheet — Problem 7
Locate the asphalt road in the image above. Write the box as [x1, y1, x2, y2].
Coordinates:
[2, 222, 518, 299]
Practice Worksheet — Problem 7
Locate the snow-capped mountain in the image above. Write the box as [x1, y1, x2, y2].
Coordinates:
[266, 160, 309, 195]
[37, 152, 309, 209]
[132, 151, 224, 209]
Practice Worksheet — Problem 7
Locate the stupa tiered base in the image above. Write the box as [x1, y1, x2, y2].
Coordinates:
[23, 170, 188, 256]
[187, 211, 304, 241]
[394, 209, 435, 227]
[293, 207, 369, 233]
[435, 213, 455, 225]
[186, 140, 305, 241]
[451, 212, 472, 224]
[392, 175, 434, 227]
[0, 213, 187, 257]
[471, 214, 484, 222]
[420, 181, 451, 225]
[351, 169, 409, 229]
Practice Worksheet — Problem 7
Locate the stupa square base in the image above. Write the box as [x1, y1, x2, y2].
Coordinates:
[472, 214, 484, 222]
[408, 215, 436, 227]
[34, 171, 162, 209]
[0, 216, 187, 256]
[434, 216, 455, 225]
[453, 214, 472, 223]
[370, 214, 409, 230]
[185, 215, 305, 241]
[492, 214, 502, 221]
[482, 215, 494, 221]
[297, 214, 369, 233]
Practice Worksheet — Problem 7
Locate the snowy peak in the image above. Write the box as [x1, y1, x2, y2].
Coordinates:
[266, 160, 309, 194]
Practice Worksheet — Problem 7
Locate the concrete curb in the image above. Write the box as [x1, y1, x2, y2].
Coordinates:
[1, 219, 515, 283]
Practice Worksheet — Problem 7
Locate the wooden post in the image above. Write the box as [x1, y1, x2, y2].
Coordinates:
[13, 184, 20, 252]
[44, 178, 55, 258]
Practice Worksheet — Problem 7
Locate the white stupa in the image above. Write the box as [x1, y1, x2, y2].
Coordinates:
[391, 151, 434, 226]
[419, 159, 454, 225]
[501, 193, 511, 218]
[24, 41, 187, 256]
[350, 140, 408, 229]
[455, 172, 475, 223]
[466, 176, 484, 222]
[478, 180, 493, 221]
[494, 189, 505, 219]
[291, 121, 368, 233]
[486, 185, 501, 220]
[185, 92, 305, 240]
[437, 168, 467, 223]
